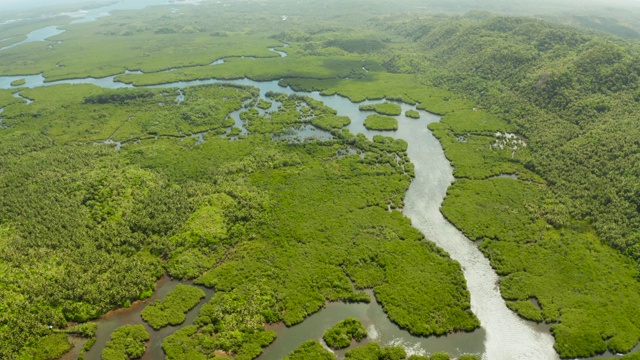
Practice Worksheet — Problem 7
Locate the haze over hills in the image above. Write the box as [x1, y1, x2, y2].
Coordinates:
[3, 0, 640, 37]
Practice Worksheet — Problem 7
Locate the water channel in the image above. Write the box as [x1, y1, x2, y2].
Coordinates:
[0, 26, 65, 52]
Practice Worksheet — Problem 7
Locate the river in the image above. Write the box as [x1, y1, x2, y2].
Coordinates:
[0, 69, 569, 359]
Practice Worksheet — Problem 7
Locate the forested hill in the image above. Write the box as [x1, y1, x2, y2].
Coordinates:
[379, 14, 640, 263]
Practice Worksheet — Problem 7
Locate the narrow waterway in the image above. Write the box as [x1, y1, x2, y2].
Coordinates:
[0, 26, 65, 51]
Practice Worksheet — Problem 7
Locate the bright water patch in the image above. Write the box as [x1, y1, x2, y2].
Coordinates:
[0, 26, 65, 52]
[268, 46, 288, 57]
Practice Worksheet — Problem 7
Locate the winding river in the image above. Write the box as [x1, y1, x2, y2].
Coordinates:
[0, 71, 565, 359]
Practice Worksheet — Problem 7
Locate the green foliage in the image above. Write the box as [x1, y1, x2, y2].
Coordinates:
[359, 102, 402, 116]
[10, 79, 25, 87]
[405, 110, 420, 119]
[126, 86, 476, 357]
[18, 334, 72, 360]
[162, 296, 278, 360]
[441, 179, 546, 243]
[457, 355, 480, 360]
[101, 325, 149, 360]
[345, 342, 406, 360]
[430, 352, 450, 360]
[83, 337, 97, 352]
[283, 340, 336, 360]
[7, 3, 640, 358]
[380, 14, 640, 357]
[442, 175, 640, 357]
[311, 114, 351, 130]
[256, 99, 272, 110]
[281, 72, 471, 115]
[407, 355, 429, 360]
[0, 74, 476, 358]
[83, 88, 155, 104]
[325, 37, 386, 54]
[0, 89, 22, 108]
[323, 318, 367, 349]
[161, 326, 207, 360]
[141, 284, 205, 330]
[66, 322, 98, 338]
[395, 15, 640, 265]
[505, 300, 543, 323]
[363, 114, 398, 131]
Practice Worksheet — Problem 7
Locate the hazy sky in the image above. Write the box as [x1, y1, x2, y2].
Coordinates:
[2, 0, 639, 13]
[0, 0, 92, 11]
[0, 0, 175, 12]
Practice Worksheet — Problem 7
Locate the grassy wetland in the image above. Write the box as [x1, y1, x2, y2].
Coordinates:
[1, 0, 640, 359]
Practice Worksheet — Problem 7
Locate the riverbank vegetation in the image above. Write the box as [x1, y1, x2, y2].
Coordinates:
[364, 114, 398, 131]
[359, 102, 402, 116]
[101, 325, 149, 360]
[323, 318, 367, 349]
[405, 110, 420, 119]
[141, 284, 205, 330]
[284, 340, 478, 360]
[397, 16, 640, 357]
[283, 340, 335, 360]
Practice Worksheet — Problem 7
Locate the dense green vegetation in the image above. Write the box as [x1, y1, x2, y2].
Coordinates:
[382, 14, 640, 263]
[311, 114, 351, 131]
[3, 0, 640, 358]
[345, 343, 406, 360]
[283, 340, 476, 360]
[101, 325, 149, 360]
[405, 110, 420, 119]
[363, 114, 398, 131]
[283, 340, 336, 360]
[9, 78, 25, 86]
[359, 102, 402, 116]
[141, 284, 205, 330]
[378, 15, 640, 357]
[256, 99, 272, 110]
[18, 334, 71, 360]
[0, 80, 476, 358]
[429, 353, 450, 360]
[323, 318, 367, 349]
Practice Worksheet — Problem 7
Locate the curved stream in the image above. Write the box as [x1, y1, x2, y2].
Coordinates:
[0, 72, 567, 359]
[0, 26, 65, 52]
